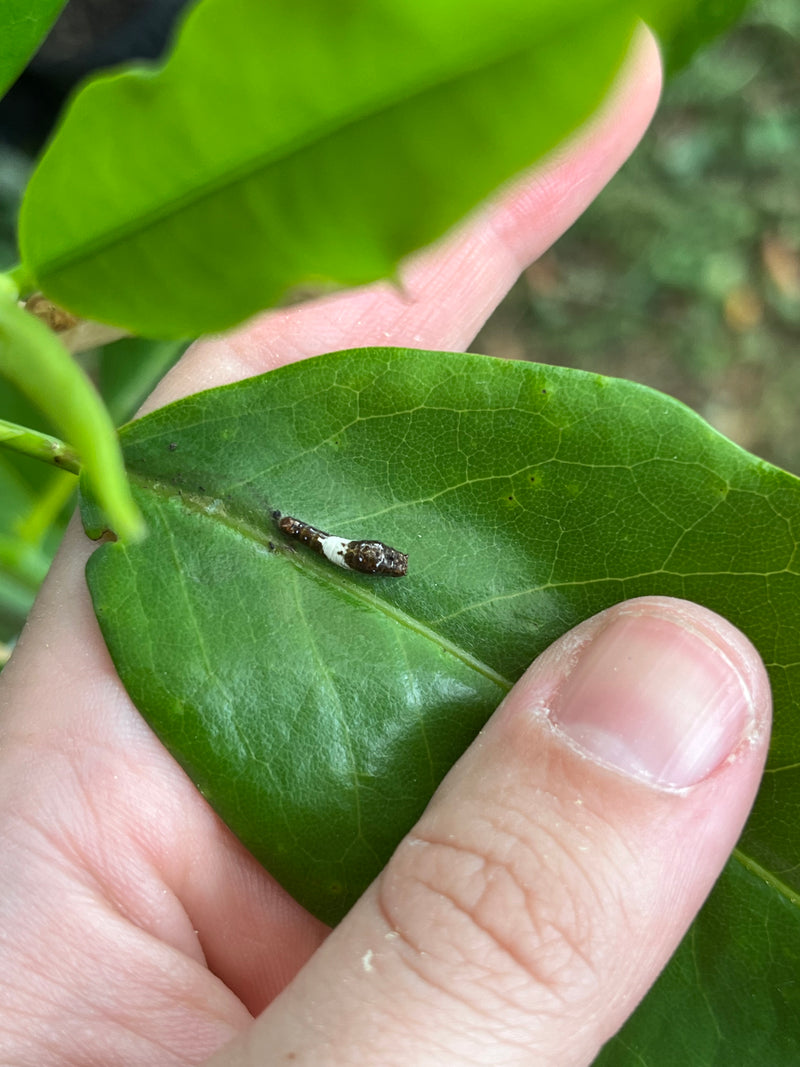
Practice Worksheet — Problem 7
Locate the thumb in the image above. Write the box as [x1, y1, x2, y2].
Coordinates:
[206, 596, 771, 1067]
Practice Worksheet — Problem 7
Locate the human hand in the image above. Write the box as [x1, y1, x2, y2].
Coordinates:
[0, 30, 771, 1067]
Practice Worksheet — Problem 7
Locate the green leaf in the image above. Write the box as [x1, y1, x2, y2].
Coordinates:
[0, 294, 143, 542]
[0, 0, 67, 102]
[595, 858, 800, 1063]
[20, 0, 638, 338]
[81, 347, 800, 1056]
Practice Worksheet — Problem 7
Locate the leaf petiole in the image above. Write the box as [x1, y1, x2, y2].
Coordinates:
[0, 417, 80, 474]
[0, 271, 20, 301]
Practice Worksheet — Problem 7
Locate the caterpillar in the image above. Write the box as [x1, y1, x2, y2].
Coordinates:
[273, 512, 408, 577]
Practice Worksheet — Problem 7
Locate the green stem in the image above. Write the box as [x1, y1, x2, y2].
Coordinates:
[0, 535, 51, 590]
[5, 264, 32, 296]
[16, 469, 77, 544]
[0, 272, 19, 301]
[0, 282, 144, 543]
[0, 418, 80, 474]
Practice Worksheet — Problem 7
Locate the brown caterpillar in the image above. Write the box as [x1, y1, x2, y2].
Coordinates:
[273, 513, 408, 577]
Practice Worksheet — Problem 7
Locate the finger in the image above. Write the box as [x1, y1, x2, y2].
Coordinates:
[145, 25, 662, 410]
[205, 597, 771, 1067]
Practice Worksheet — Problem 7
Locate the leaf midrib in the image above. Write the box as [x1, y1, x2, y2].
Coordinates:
[133, 472, 514, 694]
[34, 1, 631, 278]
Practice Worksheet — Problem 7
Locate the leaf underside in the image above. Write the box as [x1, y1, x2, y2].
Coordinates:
[81, 348, 800, 1061]
[19, 0, 638, 337]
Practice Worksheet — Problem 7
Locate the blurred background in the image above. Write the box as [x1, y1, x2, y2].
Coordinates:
[471, 0, 800, 474]
[0, 0, 798, 657]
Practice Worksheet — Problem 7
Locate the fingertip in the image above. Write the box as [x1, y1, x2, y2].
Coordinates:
[542, 596, 771, 790]
[379, 596, 771, 1056]
[206, 598, 770, 1066]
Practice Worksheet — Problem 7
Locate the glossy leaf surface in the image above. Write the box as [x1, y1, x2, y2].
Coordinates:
[82, 347, 800, 1056]
[20, 0, 638, 337]
[596, 859, 800, 1063]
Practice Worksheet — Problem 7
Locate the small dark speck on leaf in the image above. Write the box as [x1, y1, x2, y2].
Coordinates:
[168, 442, 177, 451]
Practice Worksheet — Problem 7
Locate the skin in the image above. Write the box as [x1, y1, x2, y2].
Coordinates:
[0, 30, 772, 1067]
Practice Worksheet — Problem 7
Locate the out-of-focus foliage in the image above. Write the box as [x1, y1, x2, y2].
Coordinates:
[0, 145, 29, 269]
[474, 0, 800, 474]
